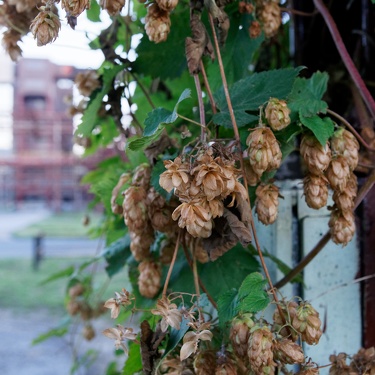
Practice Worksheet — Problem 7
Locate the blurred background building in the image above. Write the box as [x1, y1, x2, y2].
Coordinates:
[0, 57, 95, 211]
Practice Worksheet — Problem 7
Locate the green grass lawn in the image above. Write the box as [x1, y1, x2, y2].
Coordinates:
[0, 258, 130, 312]
[13, 212, 102, 238]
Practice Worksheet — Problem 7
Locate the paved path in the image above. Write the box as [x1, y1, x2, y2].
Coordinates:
[0, 309, 122, 375]
[0, 209, 117, 375]
[0, 208, 51, 239]
[0, 237, 102, 258]
[0, 208, 102, 258]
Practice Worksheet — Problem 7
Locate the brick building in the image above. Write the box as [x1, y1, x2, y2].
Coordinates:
[0, 58, 98, 210]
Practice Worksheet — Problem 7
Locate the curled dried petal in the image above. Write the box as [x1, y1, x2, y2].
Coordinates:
[151, 297, 182, 332]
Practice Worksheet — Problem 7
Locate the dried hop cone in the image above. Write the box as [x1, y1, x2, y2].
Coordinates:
[69, 283, 85, 298]
[156, 0, 178, 12]
[229, 313, 255, 359]
[297, 365, 319, 375]
[130, 228, 154, 261]
[162, 356, 194, 375]
[246, 127, 282, 177]
[273, 300, 299, 342]
[329, 209, 355, 246]
[332, 190, 354, 212]
[243, 159, 261, 187]
[300, 134, 331, 175]
[159, 157, 190, 193]
[216, 351, 238, 375]
[132, 163, 151, 188]
[100, 0, 125, 15]
[145, 3, 171, 43]
[255, 183, 280, 225]
[172, 198, 213, 238]
[122, 186, 148, 234]
[248, 326, 276, 375]
[303, 174, 329, 210]
[82, 324, 96, 341]
[61, 0, 90, 17]
[273, 338, 305, 365]
[346, 172, 358, 197]
[258, 1, 281, 38]
[329, 353, 350, 375]
[30, 6, 61, 46]
[79, 301, 94, 321]
[138, 260, 162, 298]
[249, 20, 262, 38]
[147, 187, 177, 233]
[350, 347, 375, 375]
[194, 350, 217, 375]
[239, 1, 254, 13]
[332, 172, 357, 211]
[326, 156, 350, 192]
[292, 302, 322, 345]
[67, 300, 81, 316]
[2, 30, 23, 62]
[191, 153, 227, 201]
[8, 0, 39, 13]
[75, 70, 100, 97]
[265, 98, 291, 131]
[330, 128, 359, 171]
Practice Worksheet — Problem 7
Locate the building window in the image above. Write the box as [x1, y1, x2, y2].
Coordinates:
[24, 95, 46, 110]
[62, 133, 72, 152]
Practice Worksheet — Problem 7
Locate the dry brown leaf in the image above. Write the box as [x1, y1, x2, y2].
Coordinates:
[202, 216, 236, 261]
[216, 9, 229, 46]
[233, 190, 252, 231]
[185, 13, 214, 75]
[201, 206, 252, 261]
[205, 0, 230, 45]
[223, 208, 252, 247]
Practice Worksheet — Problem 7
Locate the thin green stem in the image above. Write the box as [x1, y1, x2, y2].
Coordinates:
[177, 113, 206, 128]
[128, 71, 156, 110]
[312, 273, 375, 301]
[162, 231, 181, 297]
[274, 169, 375, 289]
[192, 250, 201, 297]
[194, 74, 207, 143]
[317, 364, 334, 369]
[181, 242, 218, 309]
[199, 61, 217, 114]
[327, 109, 375, 151]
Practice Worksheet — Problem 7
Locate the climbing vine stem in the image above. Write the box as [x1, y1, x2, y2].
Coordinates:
[274, 169, 375, 289]
[313, 0, 375, 119]
[207, 13, 283, 314]
[162, 230, 181, 297]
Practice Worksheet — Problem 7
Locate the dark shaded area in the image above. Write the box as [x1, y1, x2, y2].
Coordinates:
[362, 186, 375, 348]
[292, 0, 375, 346]
[293, 0, 375, 115]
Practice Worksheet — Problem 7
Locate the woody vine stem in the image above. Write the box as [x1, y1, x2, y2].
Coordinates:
[275, 0, 375, 288]
[206, 14, 283, 312]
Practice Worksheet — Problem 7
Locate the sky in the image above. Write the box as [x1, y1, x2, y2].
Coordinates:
[0, 6, 112, 150]
[20, 8, 111, 69]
